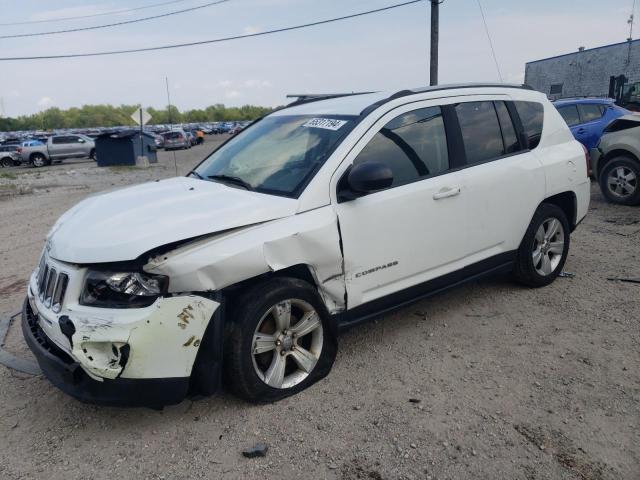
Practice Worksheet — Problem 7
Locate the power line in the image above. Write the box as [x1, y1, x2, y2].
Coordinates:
[0, 0, 230, 39]
[0, 0, 426, 61]
[0, 0, 188, 27]
[476, 0, 503, 82]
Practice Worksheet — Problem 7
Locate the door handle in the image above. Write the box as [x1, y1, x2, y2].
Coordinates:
[577, 128, 586, 134]
[433, 186, 461, 200]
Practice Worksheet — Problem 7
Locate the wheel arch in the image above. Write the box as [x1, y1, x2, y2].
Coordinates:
[541, 191, 577, 231]
[222, 264, 322, 308]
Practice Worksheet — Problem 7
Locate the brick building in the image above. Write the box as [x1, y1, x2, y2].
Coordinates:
[524, 39, 640, 106]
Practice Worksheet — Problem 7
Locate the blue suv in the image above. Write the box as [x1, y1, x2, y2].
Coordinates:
[553, 98, 630, 150]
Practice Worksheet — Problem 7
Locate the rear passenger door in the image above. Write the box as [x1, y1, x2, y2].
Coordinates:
[576, 103, 605, 150]
[455, 99, 546, 259]
[49, 136, 73, 158]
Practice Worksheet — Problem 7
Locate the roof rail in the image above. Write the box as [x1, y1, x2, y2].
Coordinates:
[285, 91, 375, 107]
[360, 83, 535, 116]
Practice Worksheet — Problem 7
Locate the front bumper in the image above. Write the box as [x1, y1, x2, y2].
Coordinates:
[22, 298, 189, 407]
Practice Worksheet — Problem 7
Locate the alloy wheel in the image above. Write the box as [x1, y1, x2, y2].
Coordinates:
[251, 299, 323, 389]
[607, 166, 637, 199]
[532, 217, 565, 276]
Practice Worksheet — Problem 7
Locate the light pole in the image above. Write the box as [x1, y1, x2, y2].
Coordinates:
[430, 0, 442, 86]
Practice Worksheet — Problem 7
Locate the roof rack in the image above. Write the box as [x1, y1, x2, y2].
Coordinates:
[360, 83, 535, 116]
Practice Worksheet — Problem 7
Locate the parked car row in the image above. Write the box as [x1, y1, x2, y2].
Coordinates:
[0, 134, 95, 167]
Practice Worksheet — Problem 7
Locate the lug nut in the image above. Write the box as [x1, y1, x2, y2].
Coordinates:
[275, 340, 281, 346]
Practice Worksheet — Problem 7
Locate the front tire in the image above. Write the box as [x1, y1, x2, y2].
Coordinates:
[598, 156, 640, 205]
[225, 277, 337, 402]
[513, 203, 570, 288]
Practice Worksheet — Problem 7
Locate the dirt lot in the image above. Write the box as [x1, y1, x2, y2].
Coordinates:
[0, 139, 638, 480]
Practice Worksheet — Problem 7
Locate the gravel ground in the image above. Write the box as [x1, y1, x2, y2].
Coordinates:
[0, 139, 638, 480]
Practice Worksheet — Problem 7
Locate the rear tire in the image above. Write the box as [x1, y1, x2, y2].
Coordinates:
[512, 203, 570, 288]
[598, 156, 640, 205]
[30, 153, 47, 168]
[0, 157, 13, 168]
[89, 149, 96, 161]
[224, 277, 337, 402]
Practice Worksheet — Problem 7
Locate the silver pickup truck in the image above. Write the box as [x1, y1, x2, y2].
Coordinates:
[22, 134, 96, 167]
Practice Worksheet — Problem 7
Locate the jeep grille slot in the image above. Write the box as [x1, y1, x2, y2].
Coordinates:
[51, 273, 69, 313]
[38, 264, 49, 298]
[44, 268, 57, 307]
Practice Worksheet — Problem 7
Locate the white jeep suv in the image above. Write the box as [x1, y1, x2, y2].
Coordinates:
[22, 84, 590, 407]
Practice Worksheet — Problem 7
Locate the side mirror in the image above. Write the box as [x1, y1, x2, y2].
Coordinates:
[339, 161, 393, 201]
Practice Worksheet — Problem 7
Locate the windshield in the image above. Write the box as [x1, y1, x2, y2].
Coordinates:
[193, 114, 356, 197]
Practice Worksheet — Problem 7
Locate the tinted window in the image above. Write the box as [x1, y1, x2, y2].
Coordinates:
[578, 104, 603, 123]
[52, 136, 72, 144]
[515, 101, 544, 149]
[495, 102, 520, 154]
[354, 107, 449, 188]
[455, 101, 504, 164]
[557, 105, 580, 127]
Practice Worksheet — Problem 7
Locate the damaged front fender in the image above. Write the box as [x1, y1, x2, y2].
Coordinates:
[145, 206, 346, 313]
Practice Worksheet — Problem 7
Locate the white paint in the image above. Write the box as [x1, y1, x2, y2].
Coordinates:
[47, 176, 298, 264]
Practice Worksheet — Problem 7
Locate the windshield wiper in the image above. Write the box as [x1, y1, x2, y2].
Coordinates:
[207, 174, 253, 190]
[188, 170, 204, 179]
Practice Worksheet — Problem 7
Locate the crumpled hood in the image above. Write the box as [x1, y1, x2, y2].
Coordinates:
[48, 177, 298, 264]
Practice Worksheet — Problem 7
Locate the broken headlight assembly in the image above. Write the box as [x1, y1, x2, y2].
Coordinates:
[80, 271, 169, 308]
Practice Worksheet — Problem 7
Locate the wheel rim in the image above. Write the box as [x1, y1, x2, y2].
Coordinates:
[532, 218, 565, 276]
[607, 166, 637, 198]
[251, 299, 323, 389]
[33, 155, 45, 167]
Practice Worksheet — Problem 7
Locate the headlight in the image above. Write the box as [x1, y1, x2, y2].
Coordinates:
[80, 271, 169, 308]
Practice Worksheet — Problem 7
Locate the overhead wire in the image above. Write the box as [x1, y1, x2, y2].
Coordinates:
[475, 0, 503, 82]
[0, 0, 426, 61]
[0, 0, 230, 39]
[0, 0, 188, 27]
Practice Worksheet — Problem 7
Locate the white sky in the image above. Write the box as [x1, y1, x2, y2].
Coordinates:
[0, 0, 636, 117]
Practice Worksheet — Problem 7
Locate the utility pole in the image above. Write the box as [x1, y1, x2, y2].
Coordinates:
[430, 0, 441, 86]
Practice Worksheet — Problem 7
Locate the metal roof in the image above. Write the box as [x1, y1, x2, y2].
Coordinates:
[526, 39, 640, 65]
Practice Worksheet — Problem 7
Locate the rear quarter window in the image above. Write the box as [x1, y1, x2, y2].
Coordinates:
[604, 119, 640, 133]
[515, 101, 545, 149]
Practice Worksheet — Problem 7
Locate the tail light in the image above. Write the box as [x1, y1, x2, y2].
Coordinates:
[582, 144, 591, 177]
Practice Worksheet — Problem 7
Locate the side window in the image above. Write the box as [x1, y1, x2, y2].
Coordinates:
[455, 101, 504, 164]
[515, 101, 544, 149]
[494, 101, 520, 154]
[557, 105, 581, 127]
[353, 106, 449, 188]
[51, 136, 66, 144]
[578, 104, 603, 123]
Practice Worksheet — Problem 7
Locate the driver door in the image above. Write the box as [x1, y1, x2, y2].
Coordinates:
[333, 103, 469, 310]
